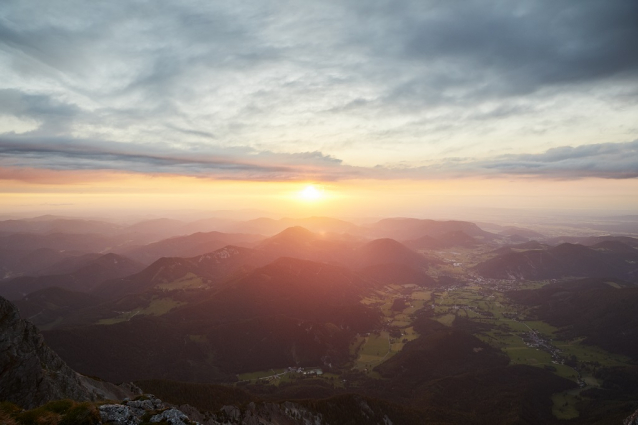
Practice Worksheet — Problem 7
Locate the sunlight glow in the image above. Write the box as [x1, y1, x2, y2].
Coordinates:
[299, 185, 323, 201]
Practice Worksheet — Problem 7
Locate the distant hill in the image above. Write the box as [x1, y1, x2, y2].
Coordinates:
[171, 257, 380, 330]
[121, 231, 263, 263]
[475, 243, 638, 280]
[498, 226, 545, 239]
[0, 253, 145, 300]
[489, 240, 549, 256]
[369, 218, 496, 241]
[404, 230, 478, 250]
[35, 253, 104, 275]
[92, 245, 273, 301]
[121, 218, 186, 238]
[230, 216, 360, 236]
[548, 235, 638, 248]
[177, 217, 238, 234]
[589, 240, 638, 253]
[353, 238, 428, 269]
[0, 232, 114, 253]
[0, 217, 121, 236]
[255, 226, 357, 265]
[359, 263, 436, 287]
[13, 287, 100, 329]
[0, 248, 78, 280]
[402, 234, 446, 250]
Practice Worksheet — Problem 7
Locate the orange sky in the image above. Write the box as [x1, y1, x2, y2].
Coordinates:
[2, 168, 637, 218]
[2, 2, 638, 218]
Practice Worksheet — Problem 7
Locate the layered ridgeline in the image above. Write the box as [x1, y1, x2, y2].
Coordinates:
[3, 215, 638, 423]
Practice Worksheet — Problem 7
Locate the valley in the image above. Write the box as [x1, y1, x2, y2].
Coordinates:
[2, 214, 638, 424]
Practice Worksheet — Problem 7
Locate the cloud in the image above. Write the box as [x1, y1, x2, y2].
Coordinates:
[0, 136, 355, 181]
[402, 140, 638, 180]
[1, 135, 636, 182]
[0, 0, 637, 169]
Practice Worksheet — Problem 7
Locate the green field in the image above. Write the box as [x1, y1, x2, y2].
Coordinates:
[238, 368, 286, 382]
[156, 272, 204, 290]
[412, 291, 431, 301]
[97, 297, 184, 325]
[354, 331, 392, 371]
[552, 389, 582, 420]
[435, 313, 456, 327]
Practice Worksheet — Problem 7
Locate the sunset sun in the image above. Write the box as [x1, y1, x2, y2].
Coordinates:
[299, 185, 323, 201]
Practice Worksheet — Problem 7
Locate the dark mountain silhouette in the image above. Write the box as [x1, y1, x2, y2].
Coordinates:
[0, 253, 145, 300]
[475, 243, 638, 280]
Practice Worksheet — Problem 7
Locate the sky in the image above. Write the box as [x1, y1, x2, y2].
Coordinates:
[1, 0, 637, 217]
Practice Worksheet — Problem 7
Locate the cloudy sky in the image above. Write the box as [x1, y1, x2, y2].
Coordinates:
[1, 0, 637, 215]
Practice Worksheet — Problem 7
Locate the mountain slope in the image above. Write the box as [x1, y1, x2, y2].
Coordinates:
[369, 218, 496, 241]
[171, 257, 379, 329]
[255, 226, 356, 264]
[13, 287, 101, 329]
[231, 216, 360, 236]
[0, 253, 145, 300]
[0, 296, 109, 408]
[404, 231, 478, 250]
[93, 245, 273, 301]
[475, 243, 638, 280]
[508, 278, 638, 359]
[122, 231, 263, 263]
[353, 238, 428, 269]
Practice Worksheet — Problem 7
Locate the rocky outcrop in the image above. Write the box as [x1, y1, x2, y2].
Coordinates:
[625, 407, 638, 425]
[99, 395, 196, 425]
[0, 295, 94, 408]
[0, 295, 138, 409]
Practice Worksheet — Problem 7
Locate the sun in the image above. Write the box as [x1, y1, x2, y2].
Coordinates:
[299, 185, 323, 201]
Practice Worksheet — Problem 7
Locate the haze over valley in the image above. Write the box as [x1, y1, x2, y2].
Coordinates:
[1, 211, 638, 424]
